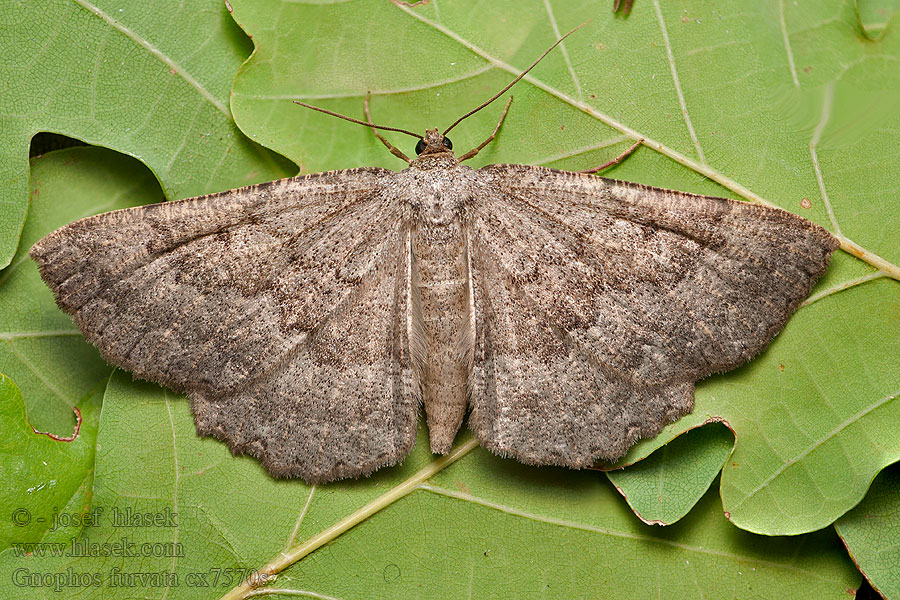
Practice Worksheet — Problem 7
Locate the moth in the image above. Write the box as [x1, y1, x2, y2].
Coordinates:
[31, 32, 839, 483]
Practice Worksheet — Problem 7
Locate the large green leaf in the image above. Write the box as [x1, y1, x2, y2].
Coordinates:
[0, 0, 294, 269]
[1, 0, 899, 596]
[0, 372, 860, 599]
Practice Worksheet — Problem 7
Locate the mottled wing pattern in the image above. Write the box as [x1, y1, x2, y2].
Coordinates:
[467, 164, 839, 466]
[190, 221, 415, 482]
[467, 237, 694, 468]
[31, 169, 418, 482]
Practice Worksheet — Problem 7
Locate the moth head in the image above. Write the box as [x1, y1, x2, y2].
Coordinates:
[415, 129, 453, 156]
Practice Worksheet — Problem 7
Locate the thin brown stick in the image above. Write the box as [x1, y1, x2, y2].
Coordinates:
[458, 97, 513, 162]
[580, 139, 643, 174]
[442, 22, 588, 136]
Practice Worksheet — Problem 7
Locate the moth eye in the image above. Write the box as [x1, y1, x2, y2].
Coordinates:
[442, 137, 453, 150]
[415, 139, 426, 155]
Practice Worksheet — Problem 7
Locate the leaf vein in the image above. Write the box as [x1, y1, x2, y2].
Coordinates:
[652, 0, 705, 164]
[71, 0, 229, 116]
[778, 0, 800, 86]
[732, 386, 900, 511]
[417, 484, 833, 579]
[542, 0, 582, 101]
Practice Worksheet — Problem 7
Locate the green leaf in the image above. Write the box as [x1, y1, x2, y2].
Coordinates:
[0, 374, 101, 550]
[1, 0, 899, 595]
[0, 373, 860, 599]
[0, 0, 294, 269]
[605, 423, 734, 526]
[229, 0, 900, 536]
[835, 462, 900, 599]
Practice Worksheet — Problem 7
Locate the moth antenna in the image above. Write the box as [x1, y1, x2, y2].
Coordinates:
[442, 21, 588, 136]
[293, 101, 423, 139]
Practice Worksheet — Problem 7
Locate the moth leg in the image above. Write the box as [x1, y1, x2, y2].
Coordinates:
[364, 95, 412, 164]
[613, 0, 635, 14]
[457, 97, 513, 162]
[580, 138, 643, 174]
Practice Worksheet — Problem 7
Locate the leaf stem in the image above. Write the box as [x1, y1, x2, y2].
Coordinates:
[219, 438, 480, 600]
[836, 235, 900, 281]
